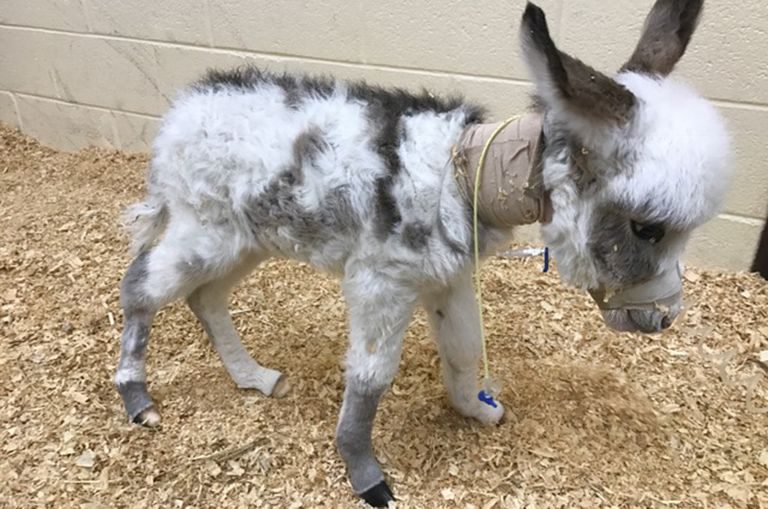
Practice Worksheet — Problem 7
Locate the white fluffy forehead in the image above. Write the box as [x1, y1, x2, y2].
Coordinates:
[607, 72, 732, 230]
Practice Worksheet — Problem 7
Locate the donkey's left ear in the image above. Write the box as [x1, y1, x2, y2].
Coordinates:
[621, 0, 703, 77]
[519, 3, 636, 128]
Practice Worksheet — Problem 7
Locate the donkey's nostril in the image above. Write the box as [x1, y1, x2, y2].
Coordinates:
[660, 315, 673, 330]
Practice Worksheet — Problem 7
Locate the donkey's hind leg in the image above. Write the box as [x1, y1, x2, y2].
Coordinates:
[115, 250, 163, 427]
[186, 256, 289, 398]
[116, 239, 219, 426]
[116, 210, 255, 426]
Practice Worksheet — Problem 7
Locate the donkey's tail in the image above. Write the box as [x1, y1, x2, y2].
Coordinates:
[121, 196, 169, 256]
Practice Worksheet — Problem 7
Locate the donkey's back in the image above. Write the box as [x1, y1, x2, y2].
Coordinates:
[132, 69, 481, 274]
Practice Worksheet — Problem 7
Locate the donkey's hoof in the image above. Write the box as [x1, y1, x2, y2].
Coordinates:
[134, 407, 161, 428]
[271, 375, 291, 398]
[457, 397, 506, 426]
[477, 399, 506, 426]
[360, 480, 395, 507]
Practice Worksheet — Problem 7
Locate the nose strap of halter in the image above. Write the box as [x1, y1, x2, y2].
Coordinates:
[588, 263, 683, 311]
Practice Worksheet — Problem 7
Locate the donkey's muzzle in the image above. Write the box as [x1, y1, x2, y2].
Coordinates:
[589, 263, 684, 333]
[598, 306, 680, 333]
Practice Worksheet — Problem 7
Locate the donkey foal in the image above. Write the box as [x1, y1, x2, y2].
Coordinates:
[115, 0, 730, 505]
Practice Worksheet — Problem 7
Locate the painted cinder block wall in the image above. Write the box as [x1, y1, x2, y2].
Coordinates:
[1, 0, 766, 271]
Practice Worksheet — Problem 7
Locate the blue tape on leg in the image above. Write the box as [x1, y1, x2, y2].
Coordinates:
[478, 390, 498, 408]
[543, 247, 550, 273]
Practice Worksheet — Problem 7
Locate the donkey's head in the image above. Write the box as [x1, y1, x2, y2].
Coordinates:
[520, 0, 731, 333]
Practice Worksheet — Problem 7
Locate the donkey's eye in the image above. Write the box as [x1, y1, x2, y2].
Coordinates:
[630, 221, 665, 244]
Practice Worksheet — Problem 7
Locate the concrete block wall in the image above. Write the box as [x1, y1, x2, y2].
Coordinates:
[1, 0, 765, 271]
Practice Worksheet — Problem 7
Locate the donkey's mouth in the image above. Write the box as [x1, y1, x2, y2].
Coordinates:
[600, 308, 675, 334]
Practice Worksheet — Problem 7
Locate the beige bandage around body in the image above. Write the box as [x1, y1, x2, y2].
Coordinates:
[452, 113, 546, 228]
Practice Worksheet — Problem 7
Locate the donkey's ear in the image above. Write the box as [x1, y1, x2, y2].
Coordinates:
[621, 0, 704, 76]
[520, 3, 636, 127]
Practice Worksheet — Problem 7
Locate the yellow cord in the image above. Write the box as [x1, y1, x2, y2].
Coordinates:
[472, 116, 521, 386]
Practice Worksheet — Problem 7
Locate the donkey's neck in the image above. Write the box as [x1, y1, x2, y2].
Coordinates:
[452, 113, 551, 229]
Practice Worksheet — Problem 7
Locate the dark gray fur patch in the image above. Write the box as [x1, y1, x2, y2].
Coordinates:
[118, 310, 152, 368]
[245, 178, 359, 243]
[176, 254, 207, 280]
[292, 127, 329, 180]
[541, 122, 569, 165]
[373, 176, 402, 240]
[123, 319, 150, 352]
[116, 308, 154, 420]
[336, 386, 386, 494]
[588, 204, 661, 287]
[120, 251, 150, 311]
[283, 85, 303, 109]
[402, 222, 431, 251]
[398, 121, 408, 143]
[435, 309, 445, 319]
[244, 129, 359, 243]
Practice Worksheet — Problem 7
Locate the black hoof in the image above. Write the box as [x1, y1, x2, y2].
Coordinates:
[360, 480, 395, 507]
[117, 381, 155, 423]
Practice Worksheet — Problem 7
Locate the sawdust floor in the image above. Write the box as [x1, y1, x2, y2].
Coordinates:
[1, 124, 767, 509]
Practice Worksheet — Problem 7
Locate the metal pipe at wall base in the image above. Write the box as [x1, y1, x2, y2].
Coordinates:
[751, 218, 768, 280]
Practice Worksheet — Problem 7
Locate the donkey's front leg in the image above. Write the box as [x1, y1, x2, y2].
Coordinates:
[336, 267, 417, 507]
[422, 271, 505, 425]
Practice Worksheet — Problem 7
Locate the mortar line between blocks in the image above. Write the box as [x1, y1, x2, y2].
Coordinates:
[9, 92, 24, 131]
[108, 111, 123, 150]
[711, 99, 768, 113]
[717, 214, 765, 227]
[0, 23, 533, 87]
[6, 90, 161, 121]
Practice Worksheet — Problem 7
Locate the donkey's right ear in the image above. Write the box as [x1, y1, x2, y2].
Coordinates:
[519, 3, 636, 130]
